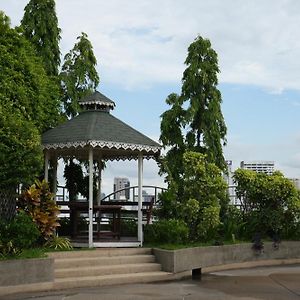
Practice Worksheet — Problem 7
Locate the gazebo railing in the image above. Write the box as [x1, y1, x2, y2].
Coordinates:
[55, 185, 167, 214]
[102, 185, 167, 204]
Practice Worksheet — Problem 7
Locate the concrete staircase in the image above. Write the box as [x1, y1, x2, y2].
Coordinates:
[48, 248, 176, 289]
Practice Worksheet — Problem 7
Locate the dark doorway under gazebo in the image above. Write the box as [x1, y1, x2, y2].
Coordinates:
[41, 91, 161, 247]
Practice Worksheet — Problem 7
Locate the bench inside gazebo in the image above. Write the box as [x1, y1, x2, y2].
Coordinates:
[54, 184, 166, 247]
[42, 91, 161, 248]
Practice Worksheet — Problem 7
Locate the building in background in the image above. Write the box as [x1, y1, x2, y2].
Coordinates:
[113, 177, 130, 200]
[240, 161, 274, 175]
[224, 160, 239, 205]
[142, 190, 154, 202]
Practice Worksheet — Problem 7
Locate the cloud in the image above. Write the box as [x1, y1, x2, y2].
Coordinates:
[3, 0, 300, 184]
[3, 0, 300, 92]
[224, 133, 300, 179]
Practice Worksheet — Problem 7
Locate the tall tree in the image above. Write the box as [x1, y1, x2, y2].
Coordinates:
[0, 11, 61, 188]
[60, 32, 100, 117]
[160, 36, 227, 188]
[181, 36, 227, 170]
[0, 11, 61, 133]
[21, 0, 61, 76]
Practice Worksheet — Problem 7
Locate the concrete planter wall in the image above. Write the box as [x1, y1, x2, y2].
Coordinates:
[153, 241, 300, 273]
[0, 258, 54, 286]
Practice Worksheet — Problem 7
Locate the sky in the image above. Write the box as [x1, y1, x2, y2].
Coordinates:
[2, 0, 300, 194]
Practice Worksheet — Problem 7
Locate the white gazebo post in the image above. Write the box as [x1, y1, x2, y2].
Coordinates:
[138, 153, 144, 245]
[44, 150, 49, 182]
[97, 159, 102, 205]
[96, 159, 102, 235]
[88, 147, 94, 248]
[52, 156, 58, 203]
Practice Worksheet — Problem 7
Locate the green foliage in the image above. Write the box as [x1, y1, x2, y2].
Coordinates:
[0, 12, 61, 132]
[180, 198, 200, 239]
[120, 219, 137, 236]
[177, 152, 227, 241]
[155, 188, 181, 220]
[157, 152, 229, 242]
[60, 32, 100, 117]
[15, 248, 47, 260]
[44, 236, 73, 250]
[181, 152, 228, 206]
[0, 211, 40, 256]
[64, 160, 84, 200]
[0, 241, 21, 258]
[181, 36, 227, 171]
[233, 169, 300, 239]
[197, 205, 221, 241]
[18, 180, 60, 240]
[21, 0, 61, 76]
[0, 11, 61, 188]
[144, 219, 189, 244]
[220, 205, 245, 241]
[0, 105, 43, 188]
[160, 36, 227, 191]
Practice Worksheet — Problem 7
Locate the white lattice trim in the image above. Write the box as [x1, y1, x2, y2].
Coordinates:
[42, 140, 161, 153]
[80, 100, 115, 107]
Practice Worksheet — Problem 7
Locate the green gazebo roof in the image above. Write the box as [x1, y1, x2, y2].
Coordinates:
[42, 91, 161, 160]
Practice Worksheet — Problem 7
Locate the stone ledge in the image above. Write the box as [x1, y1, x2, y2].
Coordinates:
[153, 241, 300, 273]
[0, 281, 54, 296]
[0, 257, 54, 287]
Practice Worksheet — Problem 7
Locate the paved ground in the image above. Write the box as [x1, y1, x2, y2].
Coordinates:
[2, 264, 300, 300]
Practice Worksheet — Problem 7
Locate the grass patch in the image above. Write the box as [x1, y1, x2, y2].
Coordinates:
[0, 247, 47, 260]
[0, 245, 98, 260]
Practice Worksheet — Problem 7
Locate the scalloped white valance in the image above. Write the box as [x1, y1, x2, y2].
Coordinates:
[42, 140, 161, 153]
[79, 100, 115, 107]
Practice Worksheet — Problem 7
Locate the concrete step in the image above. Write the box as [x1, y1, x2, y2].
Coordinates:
[55, 263, 161, 278]
[54, 254, 156, 269]
[48, 248, 152, 259]
[53, 271, 175, 290]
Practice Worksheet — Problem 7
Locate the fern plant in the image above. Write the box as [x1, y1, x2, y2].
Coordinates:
[45, 236, 73, 250]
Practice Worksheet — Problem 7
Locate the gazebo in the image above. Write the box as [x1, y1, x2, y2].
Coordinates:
[41, 91, 161, 247]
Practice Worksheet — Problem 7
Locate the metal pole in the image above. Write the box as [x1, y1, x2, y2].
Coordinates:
[138, 153, 143, 244]
[88, 148, 94, 248]
[44, 150, 49, 182]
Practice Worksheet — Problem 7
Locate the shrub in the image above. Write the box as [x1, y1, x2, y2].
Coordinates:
[197, 204, 221, 241]
[120, 219, 137, 236]
[220, 205, 246, 241]
[144, 219, 189, 244]
[44, 236, 73, 250]
[0, 211, 40, 252]
[158, 152, 228, 242]
[18, 180, 60, 240]
[234, 169, 300, 239]
[0, 241, 21, 258]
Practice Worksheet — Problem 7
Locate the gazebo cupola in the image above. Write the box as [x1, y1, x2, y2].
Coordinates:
[78, 91, 115, 112]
